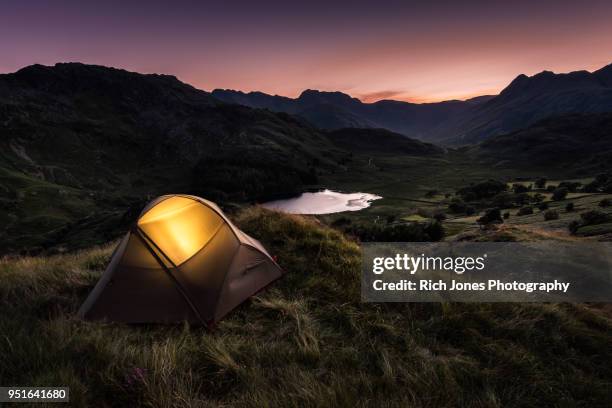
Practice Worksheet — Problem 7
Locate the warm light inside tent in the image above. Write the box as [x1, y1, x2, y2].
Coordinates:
[138, 196, 224, 265]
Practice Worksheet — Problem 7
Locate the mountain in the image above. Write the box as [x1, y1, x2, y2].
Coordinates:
[212, 88, 493, 140]
[437, 64, 612, 145]
[0, 63, 345, 252]
[469, 112, 612, 174]
[214, 63, 612, 146]
[0, 62, 444, 253]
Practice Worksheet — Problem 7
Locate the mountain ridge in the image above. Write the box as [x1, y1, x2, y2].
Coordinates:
[213, 63, 612, 145]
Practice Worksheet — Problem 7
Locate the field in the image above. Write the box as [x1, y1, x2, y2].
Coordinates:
[2, 207, 611, 407]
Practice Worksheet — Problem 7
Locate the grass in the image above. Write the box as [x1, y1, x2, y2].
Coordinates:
[1, 207, 611, 407]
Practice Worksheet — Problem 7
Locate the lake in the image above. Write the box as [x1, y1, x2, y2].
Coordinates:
[261, 189, 382, 215]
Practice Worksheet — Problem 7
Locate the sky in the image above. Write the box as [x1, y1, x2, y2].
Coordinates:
[1, 0, 611, 103]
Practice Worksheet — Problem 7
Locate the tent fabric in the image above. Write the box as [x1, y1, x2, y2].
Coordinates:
[78, 195, 284, 325]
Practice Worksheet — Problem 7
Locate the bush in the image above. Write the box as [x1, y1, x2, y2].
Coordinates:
[546, 185, 557, 192]
[503, 212, 510, 219]
[457, 180, 507, 201]
[584, 173, 612, 193]
[448, 198, 467, 214]
[568, 220, 580, 235]
[477, 208, 503, 227]
[535, 177, 547, 189]
[517, 206, 533, 216]
[515, 193, 531, 206]
[512, 184, 530, 194]
[465, 206, 476, 216]
[544, 210, 559, 221]
[552, 187, 568, 201]
[580, 210, 611, 226]
[538, 202, 549, 211]
[565, 202, 575, 212]
[558, 181, 582, 193]
[599, 198, 612, 207]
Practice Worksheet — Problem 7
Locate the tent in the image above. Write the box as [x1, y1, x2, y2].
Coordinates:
[78, 194, 284, 326]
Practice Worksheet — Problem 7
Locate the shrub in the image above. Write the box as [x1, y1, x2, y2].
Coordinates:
[477, 208, 503, 227]
[535, 177, 547, 189]
[448, 198, 467, 214]
[552, 187, 568, 201]
[517, 206, 533, 216]
[538, 202, 549, 211]
[568, 220, 580, 234]
[546, 185, 557, 192]
[465, 206, 476, 216]
[515, 193, 531, 206]
[544, 210, 559, 221]
[503, 212, 510, 219]
[457, 180, 507, 201]
[512, 184, 530, 194]
[558, 181, 582, 193]
[599, 198, 612, 207]
[580, 210, 611, 226]
[565, 202, 575, 212]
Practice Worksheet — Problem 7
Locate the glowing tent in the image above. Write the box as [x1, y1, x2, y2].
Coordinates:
[78, 195, 284, 326]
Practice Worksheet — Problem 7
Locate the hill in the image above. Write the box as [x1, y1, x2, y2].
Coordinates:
[0, 63, 345, 253]
[2, 207, 611, 406]
[469, 112, 612, 174]
[326, 128, 444, 155]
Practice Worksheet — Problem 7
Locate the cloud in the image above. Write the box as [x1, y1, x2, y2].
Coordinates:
[356, 90, 409, 103]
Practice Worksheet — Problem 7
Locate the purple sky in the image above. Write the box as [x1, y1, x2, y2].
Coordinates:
[1, 0, 611, 102]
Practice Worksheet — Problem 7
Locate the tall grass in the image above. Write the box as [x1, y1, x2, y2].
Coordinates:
[1, 207, 611, 406]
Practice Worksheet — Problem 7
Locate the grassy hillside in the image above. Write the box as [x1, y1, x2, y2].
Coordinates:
[0, 63, 348, 253]
[1, 208, 611, 407]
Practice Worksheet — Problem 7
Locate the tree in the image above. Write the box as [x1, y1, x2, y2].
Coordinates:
[477, 208, 503, 228]
[568, 220, 580, 235]
[538, 202, 549, 211]
[580, 210, 611, 226]
[448, 197, 467, 214]
[552, 187, 568, 201]
[535, 178, 547, 189]
[517, 206, 534, 216]
[599, 198, 612, 207]
[512, 184, 530, 194]
[503, 212, 510, 219]
[565, 202, 575, 212]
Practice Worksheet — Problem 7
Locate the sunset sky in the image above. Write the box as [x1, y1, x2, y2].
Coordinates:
[1, 0, 611, 103]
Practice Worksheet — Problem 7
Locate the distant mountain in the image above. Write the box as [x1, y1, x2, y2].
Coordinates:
[469, 112, 612, 174]
[437, 64, 612, 145]
[214, 63, 612, 146]
[212, 88, 493, 140]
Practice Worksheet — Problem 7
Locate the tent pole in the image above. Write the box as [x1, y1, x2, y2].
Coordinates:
[134, 227, 208, 326]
